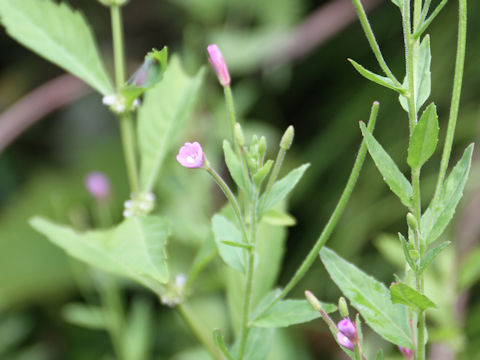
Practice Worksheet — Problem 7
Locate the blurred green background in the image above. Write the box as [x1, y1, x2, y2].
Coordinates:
[1, 0, 480, 359]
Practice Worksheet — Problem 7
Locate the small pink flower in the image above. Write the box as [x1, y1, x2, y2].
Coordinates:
[337, 318, 357, 340]
[85, 172, 110, 201]
[398, 346, 414, 360]
[207, 44, 231, 87]
[176, 142, 204, 168]
[337, 331, 354, 351]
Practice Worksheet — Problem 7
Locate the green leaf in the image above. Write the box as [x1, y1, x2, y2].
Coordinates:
[360, 122, 413, 207]
[213, 329, 233, 360]
[418, 241, 450, 275]
[0, 0, 112, 94]
[262, 209, 296, 227]
[30, 215, 171, 292]
[348, 59, 404, 92]
[231, 327, 273, 360]
[390, 283, 436, 311]
[138, 56, 204, 192]
[253, 299, 336, 328]
[120, 47, 168, 108]
[123, 297, 154, 360]
[376, 349, 384, 360]
[211, 214, 245, 273]
[260, 163, 310, 213]
[421, 144, 474, 243]
[399, 233, 417, 272]
[223, 140, 247, 192]
[62, 304, 105, 330]
[253, 160, 273, 188]
[459, 247, 480, 290]
[400, 35, 431, 112]
[407, 103, 439, 169]
[320, 247, 413, 348]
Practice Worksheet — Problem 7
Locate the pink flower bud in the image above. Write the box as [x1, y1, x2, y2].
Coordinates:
[398, 346, 414, 360]
[337, 331, 354, 351]
[207, 44, 231, 87]
[176, 142, 204, 168]
[85, 172, 110, 201]
[337, 318, 357, 340]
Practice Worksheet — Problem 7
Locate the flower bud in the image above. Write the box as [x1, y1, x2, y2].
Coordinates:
[258, 136, 267, 159]
[207, 44, 230, 87]
[398, 346, 413, 360]
[337, 318, 357, 340]
[176, 142, 204, 169]
[338, 297, 349, 318]
[305, 290, 323, 313]
[234, 123, 245, 147]
[280, 125, 294, 150]
[406, 212, 417, 232]
[337, 331, 354, 351]
[85, 172, 110, 201]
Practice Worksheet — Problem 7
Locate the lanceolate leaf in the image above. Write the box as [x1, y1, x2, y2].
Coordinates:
[223, 140, 247, 192]
[320, 247, 413, 348]
[407, 103, 439, 169]
[348, 59, 404, 93]
[360, 122, 413, 207]
[418, 241, 450, 274]
[30, 216, 170, 293]
[138, 56, 204, 192]
[390, 283, 436, 311]
[211, 214, 245, 273]
[0, 0, 112, 94]
[421, 144, 474, 243]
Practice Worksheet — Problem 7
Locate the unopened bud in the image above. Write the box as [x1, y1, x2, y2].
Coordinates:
[398, 346, 414, 360]
[337, 332, 354, 351]
[406, 213, 417, 232]
[85, 172, 110, 201]
[280, 125, 294, 150]
[338, 297, 349, 318]
[207, 44, 231, 87]
[337, 318, 357, 340]
[258, 136, 267, 158]
[234, 123, 245, 146]
[305, 290, 323, 313]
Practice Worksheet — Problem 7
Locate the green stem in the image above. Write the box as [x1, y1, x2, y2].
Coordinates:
[414, 0, 448, 40]
[252, 102, 379, 321]
[224, 86, 237, 146]
[110, 5, 140, 195]
[351, 0, 402, 87]
[259, 146, 287, 214]
[354, 344, 362, 360]
[420, 0, 433, 23]
[237, 189, 259, 360]
[403, 0, 418, 135]
[432, 0, 467, 206]
[177, 303, 223, 360]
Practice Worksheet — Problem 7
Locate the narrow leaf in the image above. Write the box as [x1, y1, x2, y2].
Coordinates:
[398, 233, 417, 272]
[138, 57, 204, 192]
[262, 209, 296, 227]
[390, 283, 436, 311]
[421, 144, 474, 243]
[349, 59, 404, 92]
[253, 160, 273, 188]
[260, 163, 310, 213]
[0, 0, 112, 94]
[407, 103, 439, 169]
[213, 329, 233, 360]
[360, 122, 413, 207]
[253, 299, 336, 328]
[320, 247, 413, 348]
[62, 304, 105, 329]
[418, 241, 450, 274]
[223, 140, 247, 192]
[212, 214, 245, 273]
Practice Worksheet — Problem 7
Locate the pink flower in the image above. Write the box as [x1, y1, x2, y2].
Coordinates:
[207, 44, 231, 87]
[85, 172, 110, 201]
[398, 346, 414, 360]
[337, 318, 357, 340]
[176, 142, 204, 168]
[337, 331, 354, 351]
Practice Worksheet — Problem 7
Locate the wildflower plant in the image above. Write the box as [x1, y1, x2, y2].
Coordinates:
[0, 0, 471, 359]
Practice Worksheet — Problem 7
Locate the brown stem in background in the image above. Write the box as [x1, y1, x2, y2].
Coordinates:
[0, 74, 90, 152]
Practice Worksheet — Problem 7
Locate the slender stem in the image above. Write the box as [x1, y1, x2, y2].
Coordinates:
[177, 303, 223, 360]
[252, 102, 379, 321]
[420, 0, 433, 23]
[237, 189, 259, 360]
[413, 0, 423, 32]
[206, 164, 249, 238]
[110, 5, 140, 195]
[414, 0, 449, 40]
[432, 0, 467, 206]
[224, 86, 237, 146]
[351, 0, 402, 87]
[354, 344, 363, 360]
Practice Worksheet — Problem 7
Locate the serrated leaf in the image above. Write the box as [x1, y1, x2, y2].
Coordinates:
[421, 144, 474, 243]
[0, 0, 112, 94]
[262, 209, 296, 227]
[360, 122, 413, 207]
[30, 215, 170, 293]
[223, 140, 247, 192]
[62, 304, 105, 330]
[399, 35, 431, 112]
[390, 283, 436, 311]
[349, 59, 404, 92]
[320, 247, 413, 348]
[407, 103, 439, 169]
[418, 241, 450, 275]
[260, 163, 310, 213]
[211, 214, 245, 273]
[253, 299, 336, 328]
[138, 56, 204, 192]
